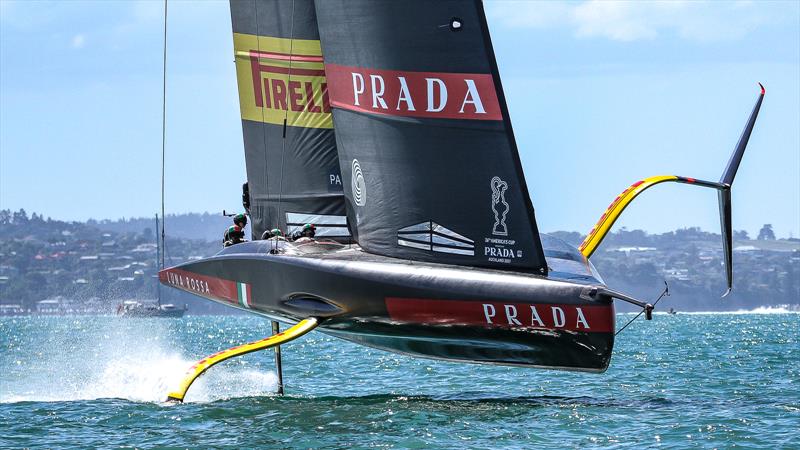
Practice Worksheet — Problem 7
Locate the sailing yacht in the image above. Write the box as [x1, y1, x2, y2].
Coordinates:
[159, 0, 762, 400]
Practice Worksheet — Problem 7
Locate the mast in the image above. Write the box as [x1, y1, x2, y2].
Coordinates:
[155, 213, 161, 306]
[160, 0, 168, 271]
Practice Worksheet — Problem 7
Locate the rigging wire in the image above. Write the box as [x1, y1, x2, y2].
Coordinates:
[254, 0, 271, 242]
[276, 0, 296, 237]
[615, 282, 670, 336]
[160, 0, 168, 270]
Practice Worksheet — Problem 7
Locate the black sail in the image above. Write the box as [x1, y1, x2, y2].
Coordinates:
[314, 0, 547, 273]
[230, 0, 348, 240]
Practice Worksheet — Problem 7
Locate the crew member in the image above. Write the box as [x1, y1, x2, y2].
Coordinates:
[223, 225, 245, 247]
[233, 213, 247, 229]
[290, 223, 316, 242]
[261, 228, 285, 241]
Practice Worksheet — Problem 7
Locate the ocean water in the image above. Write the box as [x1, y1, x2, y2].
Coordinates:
[1, 311, 797, 449]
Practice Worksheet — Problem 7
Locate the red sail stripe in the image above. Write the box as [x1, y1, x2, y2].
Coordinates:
[324, 63, 502, 121]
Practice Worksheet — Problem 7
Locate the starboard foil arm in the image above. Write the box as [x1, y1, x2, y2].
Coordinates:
[166, 317, 319, 403]
[579, 84, 765, 295]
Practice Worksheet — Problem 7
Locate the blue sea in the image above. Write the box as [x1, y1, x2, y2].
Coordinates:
[1, 310, 798, 449]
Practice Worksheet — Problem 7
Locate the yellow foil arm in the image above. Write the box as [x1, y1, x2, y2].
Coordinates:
[166, 317, 319, 402]
[579, 175, 679, 258]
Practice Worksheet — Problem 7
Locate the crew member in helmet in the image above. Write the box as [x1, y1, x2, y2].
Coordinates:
[290, 223, 316, 242]
[233, 213, 247, 229]
[223, 225, 245, 247]
[261, 228, 285, 241]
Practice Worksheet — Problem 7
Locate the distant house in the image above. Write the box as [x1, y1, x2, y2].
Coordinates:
[613, 247, 657, 254]
[132, 244, 157, 253]
[663, 267, 691, 281]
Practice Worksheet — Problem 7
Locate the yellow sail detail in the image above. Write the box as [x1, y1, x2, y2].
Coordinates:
[166, 317, 319, 402]
[579, 176, 679, 258]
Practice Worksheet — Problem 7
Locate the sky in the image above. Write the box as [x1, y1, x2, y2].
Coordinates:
[1, 0, 798, 238]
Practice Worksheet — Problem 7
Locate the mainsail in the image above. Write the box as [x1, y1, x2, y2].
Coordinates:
[314, 0, 547, 273]
[230, 0, 348, 239]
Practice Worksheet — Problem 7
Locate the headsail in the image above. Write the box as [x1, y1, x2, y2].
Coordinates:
[230, 0, 348, 240]
[314, 0, 547, 273]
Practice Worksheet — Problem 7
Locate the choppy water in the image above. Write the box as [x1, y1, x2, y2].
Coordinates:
[1, 310, 798, 448]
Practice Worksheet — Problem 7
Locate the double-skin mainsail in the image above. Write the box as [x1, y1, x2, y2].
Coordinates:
[232, 0, 547, 272]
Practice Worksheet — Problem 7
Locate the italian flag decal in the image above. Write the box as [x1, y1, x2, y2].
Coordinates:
[237, 282, 252, 308]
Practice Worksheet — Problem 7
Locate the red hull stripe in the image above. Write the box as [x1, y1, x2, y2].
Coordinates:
[324, 63, 502, 121]
[385, 297, 614, 333]
[159, 268, 240, 307]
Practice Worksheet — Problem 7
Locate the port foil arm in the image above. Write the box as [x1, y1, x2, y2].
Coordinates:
[579, 175, 680, 258]
[166, 317, 319, 402]
[579, 84, 765, 296]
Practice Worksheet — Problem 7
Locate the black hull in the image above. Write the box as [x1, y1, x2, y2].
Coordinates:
[160, 240, 614, 372]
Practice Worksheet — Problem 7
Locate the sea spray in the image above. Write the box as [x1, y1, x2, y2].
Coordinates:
[0, 316, 278, 403]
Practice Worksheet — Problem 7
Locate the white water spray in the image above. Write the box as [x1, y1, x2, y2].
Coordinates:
[0, 317, 278, 404]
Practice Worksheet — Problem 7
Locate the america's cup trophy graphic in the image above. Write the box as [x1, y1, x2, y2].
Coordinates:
[490, 176, 509, 236]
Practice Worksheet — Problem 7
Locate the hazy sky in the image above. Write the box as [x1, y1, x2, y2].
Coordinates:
[1, 1, 798, 238]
